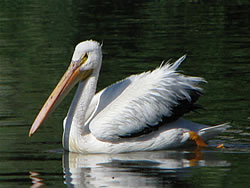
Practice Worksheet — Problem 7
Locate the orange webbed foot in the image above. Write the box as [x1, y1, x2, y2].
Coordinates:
[216, 144, 225, 149]
[188, 131, 208, 147]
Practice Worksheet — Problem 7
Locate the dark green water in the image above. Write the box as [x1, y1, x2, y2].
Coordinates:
[0, 0, 249, 187]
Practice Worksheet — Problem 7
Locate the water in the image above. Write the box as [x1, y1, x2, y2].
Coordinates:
[0, 0, 250, 187]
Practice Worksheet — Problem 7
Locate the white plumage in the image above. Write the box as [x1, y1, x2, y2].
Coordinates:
[87, 55, 204, 141]
[30, 40, 230, 153]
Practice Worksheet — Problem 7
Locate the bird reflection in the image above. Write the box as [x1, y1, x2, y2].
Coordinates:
[62, 149, 230, 188]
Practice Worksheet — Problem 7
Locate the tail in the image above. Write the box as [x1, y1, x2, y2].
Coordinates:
[198, 123, 231, 141]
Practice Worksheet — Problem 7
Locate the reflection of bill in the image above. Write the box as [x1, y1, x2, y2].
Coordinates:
[63, 150, 230, 188]
[29, 171, 44, 188]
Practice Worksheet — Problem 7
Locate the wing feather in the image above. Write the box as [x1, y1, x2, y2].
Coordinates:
[89, 55, 206, 141]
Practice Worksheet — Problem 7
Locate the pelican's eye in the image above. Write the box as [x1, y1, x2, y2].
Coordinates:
[81, 53, 88, 65]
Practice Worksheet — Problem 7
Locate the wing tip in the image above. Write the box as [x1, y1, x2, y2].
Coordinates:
[171, 55, 187, 70]
[160, 55, 187, 71]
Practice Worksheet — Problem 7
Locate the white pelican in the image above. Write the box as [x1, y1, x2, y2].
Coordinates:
[29, 40, 229, 153]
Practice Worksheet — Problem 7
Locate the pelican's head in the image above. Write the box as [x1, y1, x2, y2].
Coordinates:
[29, 40, 102, 136]
[72, 40, 102, 72]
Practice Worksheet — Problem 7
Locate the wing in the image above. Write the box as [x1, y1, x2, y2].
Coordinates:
[84, 77, 132, 126]
[88, 55, 206, 141]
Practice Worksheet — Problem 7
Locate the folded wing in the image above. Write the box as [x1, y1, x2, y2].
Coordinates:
[88, 55, 206, 141]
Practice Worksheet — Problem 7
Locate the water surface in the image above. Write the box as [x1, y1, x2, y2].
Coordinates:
[0, 0, 249, 187]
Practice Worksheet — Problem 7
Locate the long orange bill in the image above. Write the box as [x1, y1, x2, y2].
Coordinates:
[29, 61, 92, 136]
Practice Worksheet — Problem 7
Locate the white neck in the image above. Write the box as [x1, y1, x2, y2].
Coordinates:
[62, 41, 102, 151]
[67, 68, 100, 128]
[63, 68, 100, 151]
